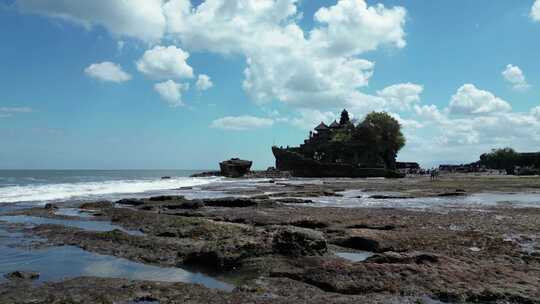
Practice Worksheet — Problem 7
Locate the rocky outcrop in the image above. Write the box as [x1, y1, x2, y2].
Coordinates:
[272, 226, 327, 256]
[219, 158, 253, 178]
[4, 271, 40, 281]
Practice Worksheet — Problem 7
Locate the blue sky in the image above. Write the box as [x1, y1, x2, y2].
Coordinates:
[1, 0, 540, 169]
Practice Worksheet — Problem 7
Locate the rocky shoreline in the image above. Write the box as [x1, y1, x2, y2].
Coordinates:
[1, 175, 540, 303]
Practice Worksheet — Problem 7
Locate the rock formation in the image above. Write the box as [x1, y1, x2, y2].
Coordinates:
[219, 158, 252, 178]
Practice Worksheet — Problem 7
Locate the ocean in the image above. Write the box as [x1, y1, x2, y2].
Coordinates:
[0, 170, 222, 205]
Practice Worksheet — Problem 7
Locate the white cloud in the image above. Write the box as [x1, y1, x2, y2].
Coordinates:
[502, 64, 530, 91]
[0, 107, 32, 118]
[154, 80, 189, 107]
[531, 106, 540, 120]
[531, 0, 540, 22]
[376, 83, 423, 110]
[196, 74, 213, 91]
[16, 0, 409, 112]
[16, 0, 166, 42]
[117, 40, 125, 53]
[310, 0, 407, 56]
[136, 45, 194, 80]
[413, 104, 446, 123]
[289, 109, 337, 130]
[164, 0, 406, 109]
[448, 84, 511, 115]
[210, 115, 274, 131]
[84, 61, 131, 83]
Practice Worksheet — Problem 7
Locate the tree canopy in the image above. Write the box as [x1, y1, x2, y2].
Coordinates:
[339, 109, 350, 125]
[355, 112, 405, 169]
[479, 147, 519, 170]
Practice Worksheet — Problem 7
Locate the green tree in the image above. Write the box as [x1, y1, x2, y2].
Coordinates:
[361, 112, 405, 169]
[339, 109, 350, 125]
[479, 147, 519, 173]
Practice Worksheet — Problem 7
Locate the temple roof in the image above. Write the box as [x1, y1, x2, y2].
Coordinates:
[329, 120, 340, 128]
[315, 122, 328, 131]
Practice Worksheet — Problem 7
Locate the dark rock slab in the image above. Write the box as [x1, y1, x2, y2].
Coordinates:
[4, 271, 40, 281]
[272, 226, 327, 256]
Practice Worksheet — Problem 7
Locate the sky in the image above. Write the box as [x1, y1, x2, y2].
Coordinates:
[1, 0, 540, 170]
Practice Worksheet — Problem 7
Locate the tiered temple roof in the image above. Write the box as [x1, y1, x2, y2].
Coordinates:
[314, 122, 329, 131]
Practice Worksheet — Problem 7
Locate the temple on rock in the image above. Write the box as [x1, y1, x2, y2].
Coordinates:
[272, 109, 405, 178]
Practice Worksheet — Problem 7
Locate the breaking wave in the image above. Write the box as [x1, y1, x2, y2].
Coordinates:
[0, 177, 221, 204]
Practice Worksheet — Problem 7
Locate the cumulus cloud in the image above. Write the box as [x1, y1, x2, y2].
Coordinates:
[413, 104, 446, 123]
[15, 0, 409, 112]
[376, 83, 423, 110]
[502, 64, 530, 91]
[211, 115, 274, 131]
[15, 0, 166, 42]
[448, 84, 511, 115]
[0, 107, 32, 118]
[196, 74, 213, 91]
[164, 0, 406, 109]
[310, 0, 407, 56]
[289, 109, 337, 130]
[154, 80, 189, 107]
[531, 106, 540, 120]
[531, 0, 540, 22]
[136, 45, 194, 80]
[84, 61, 131, 83]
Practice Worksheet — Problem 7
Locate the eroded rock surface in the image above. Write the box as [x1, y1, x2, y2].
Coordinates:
[3, 175, 540, 303]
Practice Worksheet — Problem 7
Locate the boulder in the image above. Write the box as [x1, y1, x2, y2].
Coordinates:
[4, 271, 40, 281]
[79, 201, 114, 210]
[44, 203, 58, 210]
[272, 226, 327, 256]
[219, 158, 252, 178]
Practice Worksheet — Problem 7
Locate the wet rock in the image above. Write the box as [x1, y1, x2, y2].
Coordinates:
[275, 198, 314, 204]
[204, 198, 258, 208]
[219, 158, 252, 178]
[80, 201, 114, 210]
[437, 191, 467, 197]
[346, 224, 396, 231]
[291, 219, 329, 229]
[336, 236, 380, 252]
[272, 226, 327, 256]
[44, 203, 58, 210]
[4, 271, 40, 281]
[332, 228, 399, 252]
[165, 201, 205, 210]
[369, 195, 410, 199]
[148, 195, 185, 202]
[116, 199, 144, 206]
[366, 252, 439, 264]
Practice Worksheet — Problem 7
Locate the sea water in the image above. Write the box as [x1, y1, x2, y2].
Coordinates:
[0, 170, 222, 204]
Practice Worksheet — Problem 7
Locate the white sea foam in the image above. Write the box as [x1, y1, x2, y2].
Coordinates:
[0, 177, 221, 204]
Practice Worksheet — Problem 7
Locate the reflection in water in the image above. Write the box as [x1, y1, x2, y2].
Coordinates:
[306, 191, 540, 209]
[336, 251, 374, 262]
[54, 208, 94, 218]
[0, 215, 144, 236]
[0, 244, 233, 291]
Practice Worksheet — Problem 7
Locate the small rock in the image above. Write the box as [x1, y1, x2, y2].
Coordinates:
[165, 201, 205, 210]
[204, 198, 258, 208]
[149, 195, 184, 202]
[369, 195, 410, 199]
[4, 271, 40, 281]
[116, 199, 144, 206]
[366, 252, 439, 264]
[272, 226, 327, 256]
[44, 203, 58, 210]
[80, 201, 114, 210]
[437, 192, 467, 197]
